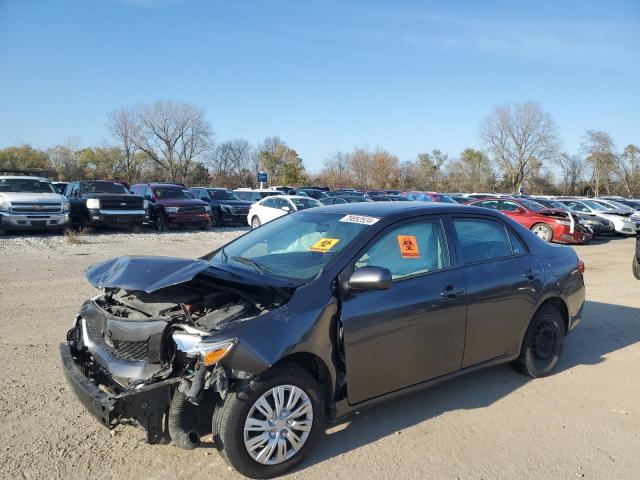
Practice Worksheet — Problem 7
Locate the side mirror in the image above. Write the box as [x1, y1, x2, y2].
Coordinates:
[281, 206, 291, 212]
[347, 266, 392, 291]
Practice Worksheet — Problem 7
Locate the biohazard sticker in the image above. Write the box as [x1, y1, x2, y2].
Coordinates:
[397, 235, 420, 258]
[310, 238, 340, 252]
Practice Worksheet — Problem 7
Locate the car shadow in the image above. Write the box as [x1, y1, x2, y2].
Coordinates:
[300, 300, 640, 470]
[588, 235, 630, 245]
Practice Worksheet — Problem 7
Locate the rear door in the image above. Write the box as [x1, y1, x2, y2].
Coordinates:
[340, 216, 467, 404]
[450, 216, 543, 367]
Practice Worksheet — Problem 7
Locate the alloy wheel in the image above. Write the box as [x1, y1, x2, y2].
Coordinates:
[243, 385, 313, 465]
[532, 224, 552, 242]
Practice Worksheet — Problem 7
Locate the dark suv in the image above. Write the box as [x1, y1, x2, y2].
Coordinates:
[64, 180, 147, 230]
[130, 183, 211, 231]
[190, 187, 252, 226]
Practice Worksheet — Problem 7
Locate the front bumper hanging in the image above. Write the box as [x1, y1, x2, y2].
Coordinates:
[59, 342, 177, 443]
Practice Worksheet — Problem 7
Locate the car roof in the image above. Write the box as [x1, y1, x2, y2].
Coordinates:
[308, 200, 494, 218]
[0, 175, 49, 181]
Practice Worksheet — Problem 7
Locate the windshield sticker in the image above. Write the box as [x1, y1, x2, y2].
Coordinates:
[310, 238, 340, 252]
[397, 235, 420, 258]
[339, 214, 380, 225]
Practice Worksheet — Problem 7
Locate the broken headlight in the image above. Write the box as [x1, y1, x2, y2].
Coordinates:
[172, 334, 237, 366]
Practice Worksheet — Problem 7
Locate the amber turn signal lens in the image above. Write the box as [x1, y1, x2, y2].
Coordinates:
[200, 341, 235, 366]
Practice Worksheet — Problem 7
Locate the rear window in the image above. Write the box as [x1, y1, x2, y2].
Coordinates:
[453, 218, 514, 264]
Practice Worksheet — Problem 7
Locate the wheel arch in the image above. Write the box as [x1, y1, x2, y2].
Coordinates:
[275, 352, 333, 415]
[533, 296, 570, 333]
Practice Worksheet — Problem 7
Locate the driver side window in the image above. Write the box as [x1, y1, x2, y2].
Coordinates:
[356, 219, 450, 280]
[500, 201, 521, 212]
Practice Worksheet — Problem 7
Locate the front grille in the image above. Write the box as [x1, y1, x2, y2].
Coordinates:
[100, 198, 144, 209]
[178, 206, 206, 214]
[11, 202, 62, 213]
[229, 206, 250, 215]
[84, 316, 148, 361]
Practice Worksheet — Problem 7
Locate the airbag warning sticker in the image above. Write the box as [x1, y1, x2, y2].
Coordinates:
[310, 238, 340, 252]
[397, 235, 420, 258]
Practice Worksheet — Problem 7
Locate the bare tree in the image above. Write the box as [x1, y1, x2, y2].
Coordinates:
[319, 152, 352, 189]
[555, 153, 585, 195]
[581, 130, 616, 196]
[132, 101, 213, 183]
[417, 149, 448, 190]
[614, 144, 640, 197]
[480, 102, 560, 192]
[107, 107, 142, 183]
[210, 139, 254, 187]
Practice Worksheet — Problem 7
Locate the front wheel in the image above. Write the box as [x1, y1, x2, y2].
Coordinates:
[212, 364, 324, 479]
[512, 304, 565, 377]
[531, 222, 553, 242]
[633, 255, 640, 280]
[251, 216, 261, 229]
[155, 213, 168, 232]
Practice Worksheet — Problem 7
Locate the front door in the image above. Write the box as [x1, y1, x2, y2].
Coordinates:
[340, 217, 467, 404]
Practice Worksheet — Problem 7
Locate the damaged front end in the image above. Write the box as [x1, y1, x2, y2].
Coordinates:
[61, 255, 292, 445]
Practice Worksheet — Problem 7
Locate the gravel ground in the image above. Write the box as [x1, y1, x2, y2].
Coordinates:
[0, 230, 638, 480]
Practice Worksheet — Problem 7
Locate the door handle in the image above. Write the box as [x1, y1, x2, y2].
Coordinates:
[440, 285, 464, 299]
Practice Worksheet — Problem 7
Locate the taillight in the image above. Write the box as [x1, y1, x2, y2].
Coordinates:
[577, 258, 585, 273]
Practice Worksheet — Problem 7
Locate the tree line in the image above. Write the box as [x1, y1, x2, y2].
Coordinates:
[1, 100, 638, 196]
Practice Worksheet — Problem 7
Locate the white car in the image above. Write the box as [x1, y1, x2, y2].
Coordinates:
[557, 198, 636, 235]
[247, 195, 321, 228]
[0, 175, 70, 234]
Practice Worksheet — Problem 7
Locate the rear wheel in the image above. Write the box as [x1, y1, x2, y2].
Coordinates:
[633, 255, 640, 280]
[251, 216, 261, 229]
[513, 304, 565, 377]
[211, 210, 223, 227]
[212, 364, 323, 479]
[531, 223, 553, 242]
[0, 229, 5, 235]
[132, 225, 142, 234]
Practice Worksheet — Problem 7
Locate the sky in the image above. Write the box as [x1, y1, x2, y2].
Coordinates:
[0, 0, 638, 173]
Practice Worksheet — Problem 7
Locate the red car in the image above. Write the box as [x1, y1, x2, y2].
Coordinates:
[131, 183, 211, 231]
[469, 197, 591, 244]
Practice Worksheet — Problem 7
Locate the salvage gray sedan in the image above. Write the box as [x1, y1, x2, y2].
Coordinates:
[61, 202, 585, 478]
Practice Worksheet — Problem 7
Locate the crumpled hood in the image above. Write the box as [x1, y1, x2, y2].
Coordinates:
[86, 256, 211, 293]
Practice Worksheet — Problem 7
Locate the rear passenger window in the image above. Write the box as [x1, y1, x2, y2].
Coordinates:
[507, 229, 527, 255]
[452, 218, 513, 264]
[356, 220, 450, 280]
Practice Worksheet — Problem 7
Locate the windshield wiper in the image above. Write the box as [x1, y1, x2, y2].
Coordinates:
[231, 256, 274, 275]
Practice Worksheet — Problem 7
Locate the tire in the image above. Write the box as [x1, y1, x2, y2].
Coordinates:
[251, 216, 261, 229]
[512, 304, 565, 378]
[0, 229, 5, 236]
[155, 213, 168, 232]
[211, 210, 223, 227]
[531, 222, 553, 242]
[132, 225, 142, 234]
[212, 364, 324, 479]
[633, 255, 640, 280]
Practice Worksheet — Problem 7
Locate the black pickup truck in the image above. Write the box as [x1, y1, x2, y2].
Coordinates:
[64, 180, 148, 230]
[634, 235, 640, 279]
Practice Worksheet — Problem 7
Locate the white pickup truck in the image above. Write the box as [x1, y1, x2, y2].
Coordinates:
[0, 175, 70, 235]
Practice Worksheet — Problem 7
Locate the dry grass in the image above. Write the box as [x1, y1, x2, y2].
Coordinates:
[64, 227, 88, 244]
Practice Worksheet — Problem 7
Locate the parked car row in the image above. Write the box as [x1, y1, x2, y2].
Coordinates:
[2, 171, 640, 244]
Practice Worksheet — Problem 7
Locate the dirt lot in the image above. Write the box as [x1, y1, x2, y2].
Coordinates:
[0, 229, 638, 480]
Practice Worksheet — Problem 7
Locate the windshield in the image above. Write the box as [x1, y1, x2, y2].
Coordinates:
[80, 181, 128, 194]
[582, 200, 611, 211]
[436, 195, 456, 203]
[596, 200, 632, 212]
[519, 199, 546, 211]
[541, 200, 566, 210]
[207, 212, 376, 282]
[301, 190, 328, 199]
[209, 190, 240, 201]
[0, 178, 56, 193]
[290, 197, 321, 210]
[154, 187, 194, 199]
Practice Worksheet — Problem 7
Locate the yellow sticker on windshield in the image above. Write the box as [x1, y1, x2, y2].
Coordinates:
[397, 235, 420, 258]
[310, 238, 340, 252]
